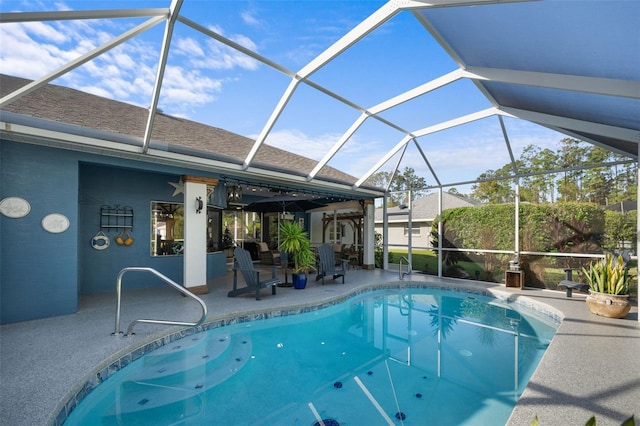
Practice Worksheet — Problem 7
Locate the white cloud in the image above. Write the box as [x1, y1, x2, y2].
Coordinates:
[262, 129, 334, 161]
[0, 22, 69, 77]
[162, 86, 215, 105]
[257, 128, 391, 179]
[163, 66, 222, 92]
[111, 52, 137, 70]
[231, 33, 258, 53]
[338, 149, 391, 179]
[189, 37, 259, 71]
[207, 24, 225, 36]
[174, 37, 205, 58]
[156, 66, 224, 114]
[22, 20, 69, 44]
[241, 9, 260, 27]
[131, 76, 155, 99]
[171, 28, 259, 71]
[0, 10, 242, 121]
[52, 1, 72, 12]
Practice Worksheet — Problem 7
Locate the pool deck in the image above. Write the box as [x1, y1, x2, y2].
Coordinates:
[1, 267, 638, 426]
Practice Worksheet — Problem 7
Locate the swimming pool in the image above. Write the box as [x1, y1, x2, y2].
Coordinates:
[63, 288, 558, 425]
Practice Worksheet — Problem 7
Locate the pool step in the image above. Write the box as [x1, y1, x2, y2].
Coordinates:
[127, 332, 233, 381]
[103, 333, 252, 419]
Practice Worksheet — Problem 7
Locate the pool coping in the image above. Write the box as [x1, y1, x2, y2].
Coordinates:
[51, 279, 567, 426]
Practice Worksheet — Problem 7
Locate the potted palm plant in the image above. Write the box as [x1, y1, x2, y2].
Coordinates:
[279, 221, 316, 289]
[582, 253, 632, 318]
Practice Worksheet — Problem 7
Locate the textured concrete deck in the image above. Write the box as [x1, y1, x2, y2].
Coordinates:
[0, 268, 638, 425]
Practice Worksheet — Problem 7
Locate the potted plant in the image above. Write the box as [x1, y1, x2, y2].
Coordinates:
[582, 253, 632, 318]
[279, 221, 316, 289]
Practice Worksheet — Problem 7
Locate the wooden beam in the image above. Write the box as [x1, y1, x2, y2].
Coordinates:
[182, 175, 219, 186]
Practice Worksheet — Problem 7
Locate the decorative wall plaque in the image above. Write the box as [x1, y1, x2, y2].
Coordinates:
[0, 197, 31, 218]
[42, 213, 70, 233]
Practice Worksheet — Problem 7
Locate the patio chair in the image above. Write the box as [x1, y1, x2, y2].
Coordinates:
[258, 242, 281, 265]
[228, 247, 280, 300]
[332, 243, 345, 265]
[316, 243, 348, 285]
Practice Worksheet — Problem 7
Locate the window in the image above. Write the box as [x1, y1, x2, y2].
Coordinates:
[151, 202, 184, 256]
[328, 222, 343, 241]
[224, 210, 261, 247]
[208, 207, 223, 253]
[403, 226, 421, 237]
[151, 201, 224, 256]
[263, 212, 279, 249]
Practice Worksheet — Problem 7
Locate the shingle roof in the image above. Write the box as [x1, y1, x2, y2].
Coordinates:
[375, 191, 481, 222]
[0, 74, 371, 191]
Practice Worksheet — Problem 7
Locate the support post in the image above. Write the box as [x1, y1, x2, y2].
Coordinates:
[437, 187, 443, 277]
[182, 176, 210, 294]
[362, 200, 375, 270]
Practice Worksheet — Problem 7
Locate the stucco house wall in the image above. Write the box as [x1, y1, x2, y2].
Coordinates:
[0, 140, 231, 323]
[1, 142, 79, 323]
[375, 192, 482, 250]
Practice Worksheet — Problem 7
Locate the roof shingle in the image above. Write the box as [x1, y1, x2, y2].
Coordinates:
[0, 74, 370, 189]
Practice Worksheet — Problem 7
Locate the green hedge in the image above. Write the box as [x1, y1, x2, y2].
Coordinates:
[431, 202, 617, 288]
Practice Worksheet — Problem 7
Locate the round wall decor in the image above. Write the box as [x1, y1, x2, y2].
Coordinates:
[91, 231, 110, 250]
[0, 197, 31, 218]
[42, 213, 70, 233]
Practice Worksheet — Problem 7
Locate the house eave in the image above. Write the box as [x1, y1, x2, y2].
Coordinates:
[0, 112, 384, 199]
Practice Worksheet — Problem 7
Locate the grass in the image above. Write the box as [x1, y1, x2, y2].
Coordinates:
[385, 249, 638, 299]
[387, 249, 487, 278]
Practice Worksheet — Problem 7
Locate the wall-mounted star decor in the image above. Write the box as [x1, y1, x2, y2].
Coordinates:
[168, 178, 184, 197]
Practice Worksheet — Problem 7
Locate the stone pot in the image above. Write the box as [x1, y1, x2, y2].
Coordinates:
[586, 291, 631, 319]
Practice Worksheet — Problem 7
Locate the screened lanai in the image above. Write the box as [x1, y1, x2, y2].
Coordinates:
[2, 1, 638, 183]
[2, 4, 640, 425]
[1, 1, 639, 292]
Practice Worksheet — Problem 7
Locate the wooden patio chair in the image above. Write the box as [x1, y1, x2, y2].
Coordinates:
[316, 243, 348, 285]
[228, 247, 280, 300]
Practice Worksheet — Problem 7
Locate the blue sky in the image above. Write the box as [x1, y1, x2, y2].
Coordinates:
[0, 0, 566, 189]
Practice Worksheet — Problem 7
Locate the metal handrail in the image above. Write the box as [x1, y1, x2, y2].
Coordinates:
[399, 256, 411, 280]
[113, 267, 208, 337]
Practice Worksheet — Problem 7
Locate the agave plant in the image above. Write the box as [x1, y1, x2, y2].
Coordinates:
[581, 253, 631, 295]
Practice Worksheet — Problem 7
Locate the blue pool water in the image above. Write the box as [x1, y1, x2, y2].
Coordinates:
[64, 288, 558, 425]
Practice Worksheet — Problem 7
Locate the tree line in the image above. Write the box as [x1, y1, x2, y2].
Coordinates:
[366, 166, 429, 206]
[470, 138, 637, 205]
[367, 138, 636, 207]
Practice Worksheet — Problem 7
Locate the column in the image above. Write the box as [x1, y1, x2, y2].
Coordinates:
[182, 175, 216, 294]
[362, 200, 375, 270]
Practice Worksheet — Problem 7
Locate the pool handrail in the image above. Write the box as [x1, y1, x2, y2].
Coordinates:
[399, 256, 411, 280]
[113, 267, 208, 337]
